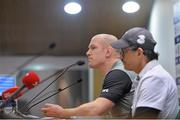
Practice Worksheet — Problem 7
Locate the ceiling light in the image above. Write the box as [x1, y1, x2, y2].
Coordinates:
[122, 1, 140, 13]
[64, 2, 82, 15]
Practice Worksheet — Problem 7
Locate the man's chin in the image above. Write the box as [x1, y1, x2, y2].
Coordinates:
[124, 67, 133, 71]
[88, 64, 93, 68]
[88, 64, 96, 69]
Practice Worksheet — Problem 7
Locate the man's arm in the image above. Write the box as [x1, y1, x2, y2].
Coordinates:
[133, 107, 160, 119]
[41, 97, 114, 119]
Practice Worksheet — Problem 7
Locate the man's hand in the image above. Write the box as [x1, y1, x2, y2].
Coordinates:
[41, 98, 114, 118]
[41, 103, 65, 118]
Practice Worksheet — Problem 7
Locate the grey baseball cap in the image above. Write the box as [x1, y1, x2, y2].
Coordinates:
[111, 27, 157, 50]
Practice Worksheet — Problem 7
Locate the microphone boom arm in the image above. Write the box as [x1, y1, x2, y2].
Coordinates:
[9, 42, 56, 76]
[25, 79, 82, 113]
[20, 62, 78, 111]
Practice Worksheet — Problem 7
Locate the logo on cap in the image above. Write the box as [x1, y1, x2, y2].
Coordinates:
[137, 35, 145, 44]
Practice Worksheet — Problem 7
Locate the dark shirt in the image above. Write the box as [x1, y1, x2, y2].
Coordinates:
[99, 69, 133, 118]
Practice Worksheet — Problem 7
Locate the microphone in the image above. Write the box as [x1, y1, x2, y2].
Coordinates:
[76, 61, 85, 66]
[1, 87, 24, 118]
[62, 60, 85, 69]
[9, 42, 56, 75]
[0, 71, 40, 109]
[38, 60, 85, 85]
[1, 87, 25, 118]
[20, 60, 85, 111]
[22, 71, 40, 89]
[2, 87, 23, 100]
[25, 79, 82, 113]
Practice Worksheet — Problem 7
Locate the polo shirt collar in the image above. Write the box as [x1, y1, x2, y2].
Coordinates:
[138, 60, 159, 80]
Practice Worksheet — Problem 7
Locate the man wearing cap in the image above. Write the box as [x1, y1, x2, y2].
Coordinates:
[41, 34, 135, 119]
[111, 27, 179, 119]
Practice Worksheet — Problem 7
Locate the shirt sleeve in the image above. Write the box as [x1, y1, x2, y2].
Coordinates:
[99, 69, 132, 104]
[136, 77, 167, 111]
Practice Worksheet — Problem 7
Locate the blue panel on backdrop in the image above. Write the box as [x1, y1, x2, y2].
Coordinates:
[176, 77, 180, 85]
[0, 75, 16, 95]
[175, 35, 180, 45]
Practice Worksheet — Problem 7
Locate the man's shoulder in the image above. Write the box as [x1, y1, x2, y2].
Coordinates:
[108, 69, 136, 81]
[105, 69, 132, 85]
[107, 69, 129, 78]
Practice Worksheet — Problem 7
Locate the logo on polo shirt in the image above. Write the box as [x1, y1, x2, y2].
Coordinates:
[102, 89, 109, 93]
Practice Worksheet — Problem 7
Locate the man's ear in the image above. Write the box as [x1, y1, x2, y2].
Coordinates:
[105, 47, 112, 57]
[137, 47, 144, 56]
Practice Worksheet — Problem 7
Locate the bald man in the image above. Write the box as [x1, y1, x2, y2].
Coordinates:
[41, 34, 134, 119]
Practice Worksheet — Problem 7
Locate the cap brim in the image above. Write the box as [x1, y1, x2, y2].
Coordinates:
[111, 39, 130, 49]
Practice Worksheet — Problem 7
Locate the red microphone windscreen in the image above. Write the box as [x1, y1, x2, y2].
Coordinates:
[22, 71, 40, 89]
[2, 86, 23, 100]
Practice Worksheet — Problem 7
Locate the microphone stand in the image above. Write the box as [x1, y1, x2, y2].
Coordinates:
[9, 42, 56, 76]
[9, 100, 40, 119]
[25, 79, 82, 113]
[20, 62, 81, 112]
[0, 100, 24, 119]
[14, 109, 40, 119]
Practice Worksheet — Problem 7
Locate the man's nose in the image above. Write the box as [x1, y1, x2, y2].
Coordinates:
[86, 50, 90, 56]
